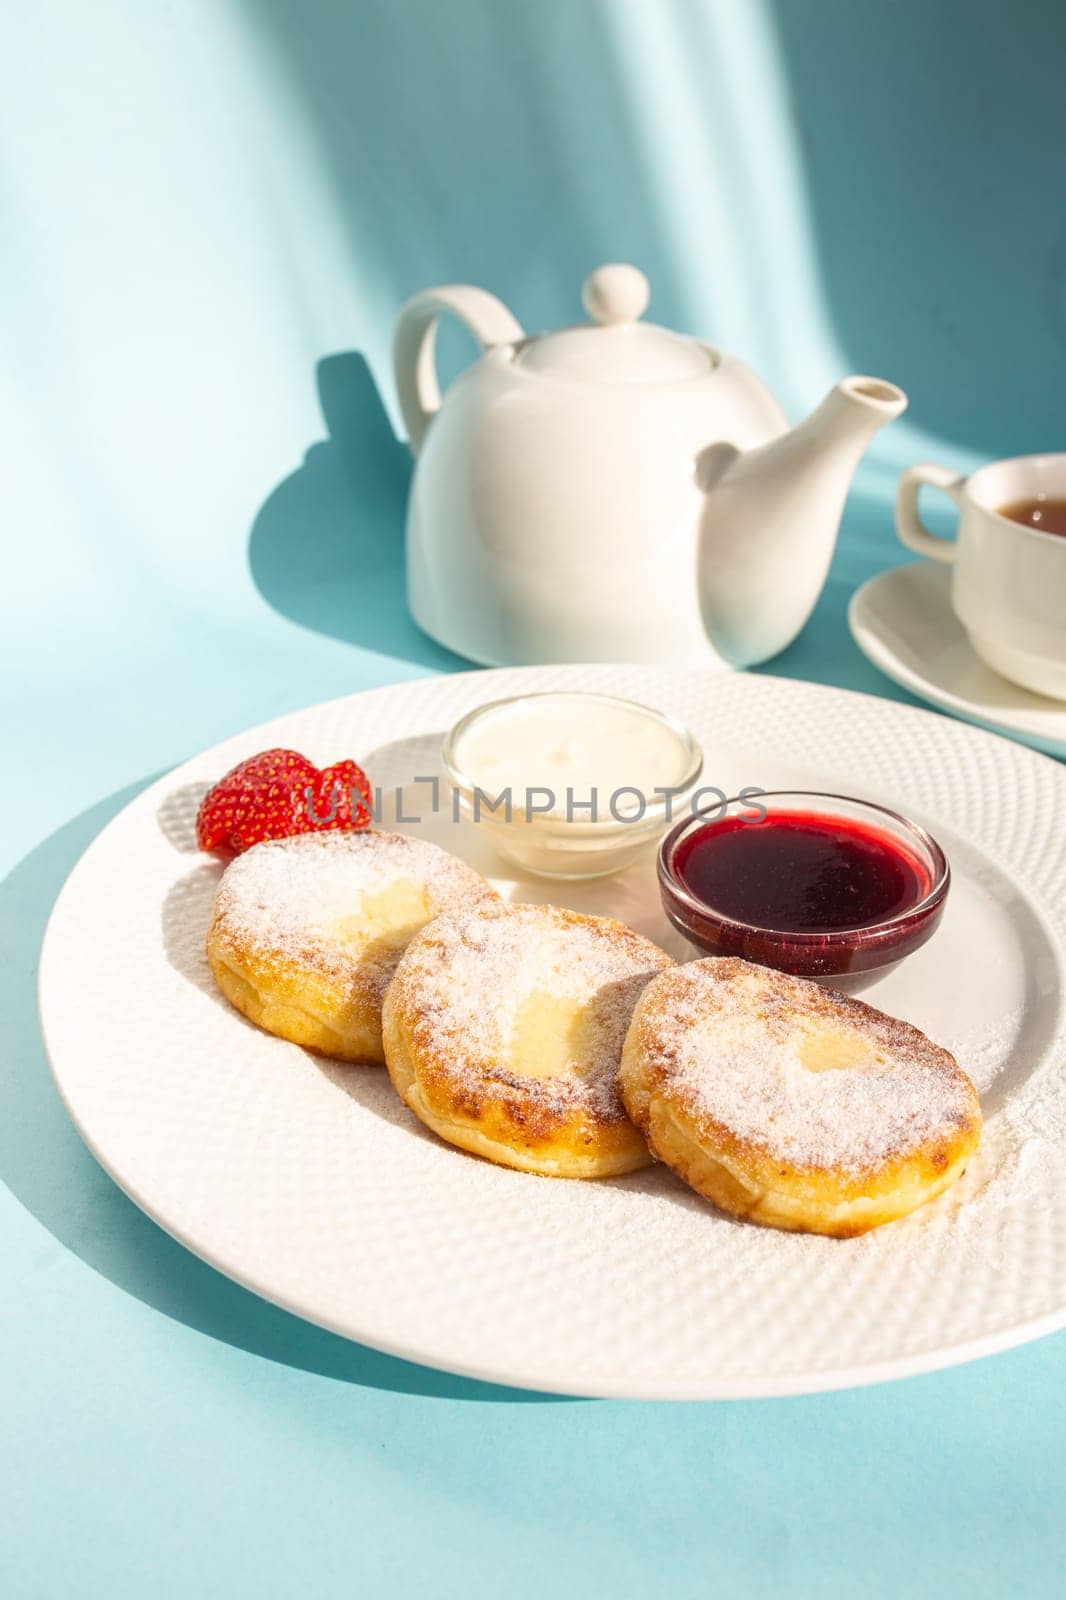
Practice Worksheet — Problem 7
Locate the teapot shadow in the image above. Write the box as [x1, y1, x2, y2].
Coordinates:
[247, 351, 468, 671]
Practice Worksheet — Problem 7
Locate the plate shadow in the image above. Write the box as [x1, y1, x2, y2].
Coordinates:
[8, 781, 563, 1402]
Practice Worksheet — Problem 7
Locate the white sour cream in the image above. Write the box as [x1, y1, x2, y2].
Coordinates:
[451, 692, 695, 821]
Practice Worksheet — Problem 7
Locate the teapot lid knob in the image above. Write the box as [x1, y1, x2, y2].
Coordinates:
[582, 263, 650, 325]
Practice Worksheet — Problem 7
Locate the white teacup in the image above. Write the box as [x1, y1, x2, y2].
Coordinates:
[896, 453, 1066, 700]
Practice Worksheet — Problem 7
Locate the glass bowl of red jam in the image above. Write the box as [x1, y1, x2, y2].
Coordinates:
[658, 791, 950, 990]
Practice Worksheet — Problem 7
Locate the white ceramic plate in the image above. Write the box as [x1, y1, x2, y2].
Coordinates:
[39, 666, 1066, 1399]
[849, 561, 1066, 758]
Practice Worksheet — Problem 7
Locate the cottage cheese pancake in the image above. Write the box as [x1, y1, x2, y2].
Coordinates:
[619, 956, 982, 1235]
[207, 831, 497, 1063]
[382, 900, 673, 1177]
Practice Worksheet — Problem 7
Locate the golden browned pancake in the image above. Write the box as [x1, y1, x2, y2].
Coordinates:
[619, 957, 981, 1236]
[207, 830, 497, 1063]
[382, 900, 673, 1177]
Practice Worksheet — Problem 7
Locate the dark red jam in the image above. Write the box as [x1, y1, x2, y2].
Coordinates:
[673, 811, 932, 934]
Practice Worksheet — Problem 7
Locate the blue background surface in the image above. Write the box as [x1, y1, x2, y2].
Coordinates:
[4, 1, 1066, 1593]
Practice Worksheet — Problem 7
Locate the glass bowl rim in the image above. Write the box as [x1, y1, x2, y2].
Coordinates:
[441, 690, 704, 830]
[657, 788, 951, 946]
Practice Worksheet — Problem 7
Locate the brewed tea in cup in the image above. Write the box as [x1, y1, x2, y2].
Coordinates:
[997, 496, 1066, 537]
[896, 453, 1066, 700]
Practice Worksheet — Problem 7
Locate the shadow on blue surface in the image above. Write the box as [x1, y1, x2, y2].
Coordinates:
[248, 0, 1066, 466]
[248, 352, 469, 672]
[251, 0, 677, 344]
[3, 782, 561, 1402]
[766, 0, 1066, 460]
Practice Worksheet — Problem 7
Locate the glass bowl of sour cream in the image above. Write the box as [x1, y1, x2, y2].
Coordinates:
[442, 691, 703, 880]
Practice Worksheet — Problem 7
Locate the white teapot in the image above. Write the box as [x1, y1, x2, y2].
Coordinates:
[394, 264, 906, 668]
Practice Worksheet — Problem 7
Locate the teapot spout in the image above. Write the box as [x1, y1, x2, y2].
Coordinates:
[697, 376, 907, 667]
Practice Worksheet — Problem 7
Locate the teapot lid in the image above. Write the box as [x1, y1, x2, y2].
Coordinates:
[515, 264, 715, 384]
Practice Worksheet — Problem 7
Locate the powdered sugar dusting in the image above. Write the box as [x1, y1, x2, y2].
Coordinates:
[211, 830, 496, 994]
[636, 958, 980, 1174]
[392, 902, 673, 1121]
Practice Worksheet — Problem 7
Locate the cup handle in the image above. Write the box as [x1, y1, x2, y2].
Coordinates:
[895, 463, 965, 563]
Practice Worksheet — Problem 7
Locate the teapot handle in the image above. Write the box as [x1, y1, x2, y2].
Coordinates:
[393, 286, 524, 453]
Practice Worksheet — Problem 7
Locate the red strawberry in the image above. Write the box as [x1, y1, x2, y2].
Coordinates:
[196, 747, 373, 854]
[305, 759, 373, 833]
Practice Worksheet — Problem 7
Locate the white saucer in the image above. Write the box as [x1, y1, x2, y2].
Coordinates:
[849, 561, 1066, 759]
